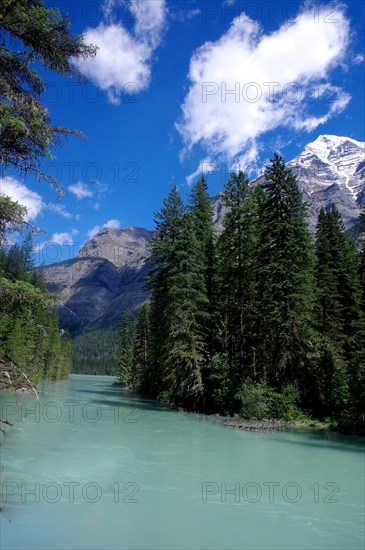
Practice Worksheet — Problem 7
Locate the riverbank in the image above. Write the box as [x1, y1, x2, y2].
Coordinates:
[205, 414, 331, 432]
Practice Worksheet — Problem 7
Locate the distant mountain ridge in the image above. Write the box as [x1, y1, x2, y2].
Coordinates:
[44, 134, 365, 334]
[44, 226, 154, 335]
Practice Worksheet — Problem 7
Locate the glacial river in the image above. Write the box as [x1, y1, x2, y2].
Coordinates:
[0, 375, 364, 549]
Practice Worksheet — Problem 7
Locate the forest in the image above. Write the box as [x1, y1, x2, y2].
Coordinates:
[116, 155, 365, 435]
[0, 213, 71, 397]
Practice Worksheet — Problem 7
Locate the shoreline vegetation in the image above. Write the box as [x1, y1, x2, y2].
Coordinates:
[204, 415, 329, 433]
[116, 160, 365, 437]
[0, 237, 72, 419]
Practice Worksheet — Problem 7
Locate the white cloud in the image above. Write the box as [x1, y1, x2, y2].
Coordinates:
[186, 157, 215, 186]
[34, 229, 79, 253]
[353, 53, 364, 64]
[74, 0, 167, 103]
[0, 176, 44, 221]
[177, 4, 351, 173]
[48, 203, 80, 220]
[51, 229, 79, 245]
[170, 6, 200, 23]
[68, 181, 94, 200]
[87, 219, 121, 239]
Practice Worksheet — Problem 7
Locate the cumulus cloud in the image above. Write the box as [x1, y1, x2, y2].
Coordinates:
[177, 4, 352, 174]
[0, 176, 44, 221]
[34, 229, 79, 253]
[74, 0, 167, 103]
[68, 181, 94, 200]
[87, 219, 121, 239]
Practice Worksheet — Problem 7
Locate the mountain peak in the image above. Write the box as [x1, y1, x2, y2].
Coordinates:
[303, 134, 364, 163]
[78, 225, 154, 268]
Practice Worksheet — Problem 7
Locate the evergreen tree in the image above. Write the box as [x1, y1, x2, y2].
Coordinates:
[147, 186, 186, 397]
[0, 195, 28, 246]
[133, 303, 151, 391]
[255, 154, 315, 388]
[148, 186, 208, 408]
[117, 311, 135, 388]
[314, 205, 361, 357]
[215, 172, 259, 389]
[0, 1, 96, 190]
[359, 204, 365, 313]
[188, 177, 216, 393]
[188, 177, 215, 307]
[163, 211, 208, 408]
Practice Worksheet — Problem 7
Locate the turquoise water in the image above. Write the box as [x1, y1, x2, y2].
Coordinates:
[0, 374, 364, 550]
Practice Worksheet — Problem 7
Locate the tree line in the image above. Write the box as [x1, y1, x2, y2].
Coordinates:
[72, 327, 119, 375]
[117, 155, 365, 435]
[0, 205, 71, 399]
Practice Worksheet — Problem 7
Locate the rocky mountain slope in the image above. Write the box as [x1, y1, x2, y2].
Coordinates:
[44, 227, 154, 335]
[44, 135, 364, 335]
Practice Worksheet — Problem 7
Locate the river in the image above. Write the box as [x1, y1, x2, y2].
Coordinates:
[0, 374, 364, 549]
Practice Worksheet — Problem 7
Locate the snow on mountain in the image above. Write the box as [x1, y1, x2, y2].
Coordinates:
[286, 134, 364, 230]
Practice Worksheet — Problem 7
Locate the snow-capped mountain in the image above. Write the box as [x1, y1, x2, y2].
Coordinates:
[213, 134, 365, 232]
[288, 135, 364, 230]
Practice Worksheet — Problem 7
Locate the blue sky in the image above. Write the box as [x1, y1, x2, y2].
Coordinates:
[1, 0, 364, 264]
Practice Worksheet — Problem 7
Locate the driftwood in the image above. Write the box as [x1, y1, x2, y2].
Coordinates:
[208, 415, 296, 432]
[0, 360, 39, 432]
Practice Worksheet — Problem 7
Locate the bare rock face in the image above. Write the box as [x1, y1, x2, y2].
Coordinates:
[78, 226, 153, 268]
[43, 227, 154, 334]
[44, 135, 364, 335]
[288, 135, 364, 231]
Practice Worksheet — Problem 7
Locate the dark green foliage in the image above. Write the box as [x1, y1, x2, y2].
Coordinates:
[0, 0, 96, 191]
[0, 277, 71, 386]
[117, 311, 135, 388]
[71, 328, 119, 375]
[148, 186, 209, 408]
[237, 381, 301, 421]
[359, 204, 365, 314]
[314, 206, 361, 356]
[255, 154, 316, 387]
[133, 303, 151, 391]
[146, 186, 186, 397]
[215, 172, 260, 384]
[0, 228, 70, 389]
[0, 195, 28, 245]
[116, 160, 364, 434]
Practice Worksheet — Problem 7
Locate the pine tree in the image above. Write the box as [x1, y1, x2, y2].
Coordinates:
[118, 311, 135, 388]
[188, 177, 216, 393]
[133, 303, 151, 391]
[255, 154, 316, 388]
[359, 205, 365, 314]
[148, 186, 208, 408]
[188, 177, 215, 307]
[314, 205, 361, 357]
[339, 204, 365, 434]
[1, 1, 96, 190]
[147, 186, 186, 397]
[163, 212, 208, 408]
[215, 172, 259, 387]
